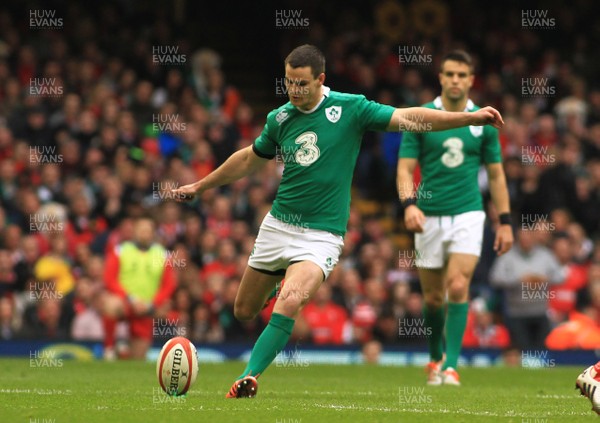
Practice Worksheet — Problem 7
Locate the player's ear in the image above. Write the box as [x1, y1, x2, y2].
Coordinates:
[467, 74, 474, 89]
[317, 72, 325, 85]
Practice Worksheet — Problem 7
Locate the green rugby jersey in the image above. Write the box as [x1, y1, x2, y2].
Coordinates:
[398, 97, 502, 216]
[253, 86, 395, 236]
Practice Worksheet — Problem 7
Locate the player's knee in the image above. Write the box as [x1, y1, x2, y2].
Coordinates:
[273, 293, 305, 318]
[101, 294, 122, 318]
[447, 274, 470, 301]
[234, 302, 258, 321]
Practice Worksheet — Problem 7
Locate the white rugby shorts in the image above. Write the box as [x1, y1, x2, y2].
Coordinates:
[414, 210, 485, 269]
[247, 212, 344, 279]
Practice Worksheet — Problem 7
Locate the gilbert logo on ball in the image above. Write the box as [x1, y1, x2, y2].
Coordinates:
[156, 336, 198, 396]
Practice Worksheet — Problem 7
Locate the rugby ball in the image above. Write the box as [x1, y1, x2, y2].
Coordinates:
[156, 336, 198, 396]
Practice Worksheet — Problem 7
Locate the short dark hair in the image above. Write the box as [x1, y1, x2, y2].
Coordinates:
[285, 44, 325, 79]
[441, 50, 474, 73]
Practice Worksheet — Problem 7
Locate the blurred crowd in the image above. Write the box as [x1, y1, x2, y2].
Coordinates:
[0, 2, 599, 354]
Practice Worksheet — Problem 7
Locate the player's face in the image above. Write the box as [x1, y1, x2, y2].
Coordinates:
[439, 60, 474, 102]
[284, 64, 325, 110]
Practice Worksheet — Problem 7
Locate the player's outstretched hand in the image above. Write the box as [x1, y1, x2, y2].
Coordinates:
[494, 224, 513, 256]
[170, 183, 198, 202]
[472, 106, 504, 129]
[404, 204, 426, 233]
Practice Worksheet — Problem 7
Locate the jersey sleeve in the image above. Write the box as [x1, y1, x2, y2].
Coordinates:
[104, 246, 127, 298]
[482, 125, 502, 164]
[398, 131, 421, 159]
[356, 96, 396, 132]
[252, 112, 279, 159]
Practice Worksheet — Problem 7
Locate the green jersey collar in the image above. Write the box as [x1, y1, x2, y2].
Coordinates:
[433, 96, 475, 112]
[296, 86, 330, 114]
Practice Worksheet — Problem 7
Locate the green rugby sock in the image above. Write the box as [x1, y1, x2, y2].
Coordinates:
[442, 302, 469, 370]
[423, 304, 445, 362]
[238, 312, 295, 379]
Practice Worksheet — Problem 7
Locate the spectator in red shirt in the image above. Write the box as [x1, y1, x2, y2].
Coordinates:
[206, 195, 233, 239]
[302, 283, 350, 345]
[463, 298, 511, 349]
[191, 140, 216, 181]
[156, 201, 184, 248]
[549, 233, 590, 322]
[352, 278, 386, 343]
[201, 239, 238, 280]
[65, 193, 107, 256]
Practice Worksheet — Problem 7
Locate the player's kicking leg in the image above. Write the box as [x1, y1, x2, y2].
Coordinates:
[226, 261, 323, 398]
[439, 253, 479, 386]
[226, 213, 342, 398]
[226, 265, 281, 398]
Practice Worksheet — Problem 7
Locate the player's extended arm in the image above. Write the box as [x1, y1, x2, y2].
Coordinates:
[388, 106, 504, 132]
[486, 163, 514, 255]
[397, 157, 425, 233]
[171, 146, 269, 200]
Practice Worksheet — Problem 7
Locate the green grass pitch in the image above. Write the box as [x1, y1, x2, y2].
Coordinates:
[0, 359, 594, 422]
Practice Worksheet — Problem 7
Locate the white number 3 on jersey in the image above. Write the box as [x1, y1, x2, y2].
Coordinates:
[441, 137, 464, 168]
[294, 131, 320, 166]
